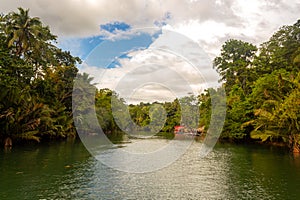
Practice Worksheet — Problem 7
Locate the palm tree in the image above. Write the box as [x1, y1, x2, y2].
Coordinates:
[5, 8, 40, 56]
[4, 8, 56, 64]
[243, 72, 300, 151]
[4, 8, 57, 79]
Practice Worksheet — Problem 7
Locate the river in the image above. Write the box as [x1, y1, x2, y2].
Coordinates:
[1, 139, 300, 199]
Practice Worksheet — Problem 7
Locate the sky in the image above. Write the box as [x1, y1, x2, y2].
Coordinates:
[1, 0, 300, 103]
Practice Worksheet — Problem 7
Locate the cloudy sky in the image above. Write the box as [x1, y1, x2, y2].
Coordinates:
[1, 0, 300, 103]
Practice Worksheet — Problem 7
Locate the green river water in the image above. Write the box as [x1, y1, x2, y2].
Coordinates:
[1, 139, 300, 199]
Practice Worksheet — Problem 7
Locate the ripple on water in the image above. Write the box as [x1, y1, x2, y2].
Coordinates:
[1, 140, 299, 199]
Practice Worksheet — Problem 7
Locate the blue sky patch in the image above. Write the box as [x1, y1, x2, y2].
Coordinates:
[58, 28, 162, 70]
[84, 31, 160, 69]
[58, 35, 105, 60]
[100, 21, 131, 33]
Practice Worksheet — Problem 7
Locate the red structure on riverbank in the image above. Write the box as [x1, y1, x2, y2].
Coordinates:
[174, 126, 184, 134]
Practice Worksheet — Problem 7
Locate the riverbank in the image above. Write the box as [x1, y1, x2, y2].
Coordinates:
[2, 132, 292, 155]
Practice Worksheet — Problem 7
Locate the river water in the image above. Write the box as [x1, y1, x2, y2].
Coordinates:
[1, 139, 300, 199]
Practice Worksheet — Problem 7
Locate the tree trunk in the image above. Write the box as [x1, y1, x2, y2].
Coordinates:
[4, 137, 12, 147]
[293, 145, 300, 153]
[290, 135, 300, 153]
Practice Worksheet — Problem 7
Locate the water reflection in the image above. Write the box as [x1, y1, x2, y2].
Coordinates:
[1, 140, 300, 199]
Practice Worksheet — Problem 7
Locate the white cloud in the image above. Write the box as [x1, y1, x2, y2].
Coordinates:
[80, 29, 219, 104]
[2, 0, 299, 56]
[82, 52, 207, 104]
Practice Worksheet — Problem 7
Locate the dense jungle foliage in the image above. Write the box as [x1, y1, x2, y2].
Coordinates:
[1, 8, 299, 151]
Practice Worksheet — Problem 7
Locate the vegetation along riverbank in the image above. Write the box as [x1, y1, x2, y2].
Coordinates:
[0, 8, 299, 152]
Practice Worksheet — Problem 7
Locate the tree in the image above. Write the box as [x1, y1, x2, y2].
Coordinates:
[3, 8, 80, 78]
[198, 91, 211, 130]
[213, 26, 300, 145]
[256, 20, 300, 75]
[179, 95, 199, 129]
[161, 99, 181, 133]
[245, 71, 300, 151]
[4, 8, 56, 58]
[213, 39, 257, 94]
[0, 8, 81, 144]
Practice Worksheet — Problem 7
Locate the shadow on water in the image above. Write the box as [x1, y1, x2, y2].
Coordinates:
[0, 139, 91, 199]
[217, 143, 300, 199]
